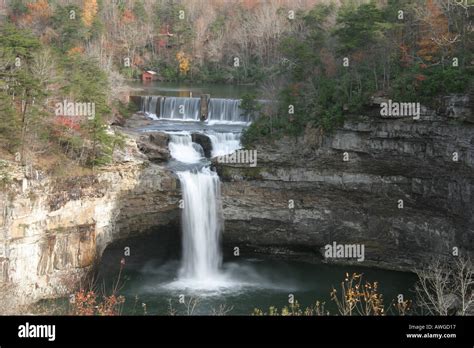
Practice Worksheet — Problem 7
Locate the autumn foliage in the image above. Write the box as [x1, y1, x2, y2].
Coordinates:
[176, 51, 190, 75]
[70, 258, 126, 316]
[416, 0, 455, 63]
[26, 0, 51, 20]
[252, 273, 412, 316]
[67, 46, 85, 56]
[70, 290, 125, 316]
[82, 0, 98, 27]
[121, 9, 135, 24]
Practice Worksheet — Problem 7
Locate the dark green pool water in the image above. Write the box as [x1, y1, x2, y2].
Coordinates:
[94, 233, 417, 316]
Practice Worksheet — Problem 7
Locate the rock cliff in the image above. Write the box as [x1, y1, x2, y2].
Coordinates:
[2, 104, 473, 311]
[216, 113, 474, 271]
[0, 136, 180, 313]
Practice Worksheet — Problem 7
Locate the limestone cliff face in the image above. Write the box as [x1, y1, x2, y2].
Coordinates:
[0, 138, 179, 313]
[216, 114, 474, 271]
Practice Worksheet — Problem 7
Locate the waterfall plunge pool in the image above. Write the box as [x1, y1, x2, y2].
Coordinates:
[91, 230, 417, 316]
[91, 111, 416, 316]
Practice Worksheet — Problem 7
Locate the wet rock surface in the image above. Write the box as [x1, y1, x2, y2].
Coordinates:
[191, 133, 212, 158]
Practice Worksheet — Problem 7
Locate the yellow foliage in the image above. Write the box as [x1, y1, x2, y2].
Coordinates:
[252, 273, 411, 316]
[176, 51, 190, 75]
[82, 0, 98, 27]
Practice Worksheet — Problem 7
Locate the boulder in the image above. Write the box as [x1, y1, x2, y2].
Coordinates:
[137, 132, 170, 162]
[191, 133, 212, 158]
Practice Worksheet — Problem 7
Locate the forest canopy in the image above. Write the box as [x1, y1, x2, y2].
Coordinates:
[0, 0, 472, 162]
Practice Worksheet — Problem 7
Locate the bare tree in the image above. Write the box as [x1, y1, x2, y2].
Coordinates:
[454, 256, 474, 315]
[210, 303, 234, 316]
[184, 296, 201, 315]
[414, 255, 473, 315]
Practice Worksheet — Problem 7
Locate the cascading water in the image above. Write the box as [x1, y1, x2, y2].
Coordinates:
[140, 96, 251, 123]
[177, 167, 222, 280]
[166, 130, 239, 285]
[93, 89, 416, 313]
[208, 98, 245, 122]
[168, 133, 204, 164]
[141, 96, 159, 120]
[150, 96, 252, 288]
[206, 132, 242, 157]
[165, 131, 226, 283]
[160, 97, 200, 120]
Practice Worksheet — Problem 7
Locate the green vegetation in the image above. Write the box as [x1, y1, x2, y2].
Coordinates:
[0, 20, 124, 170]
[240, 93, 262, 119]
[243, 1, 473, 145]
[114, 100, 139, 119]
[1, 1, 472, 159]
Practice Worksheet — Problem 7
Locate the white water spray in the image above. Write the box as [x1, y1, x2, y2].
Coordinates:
[168, 133, 204, 164]
[206, 132, 242, 157]
[177, 167, 222, 280]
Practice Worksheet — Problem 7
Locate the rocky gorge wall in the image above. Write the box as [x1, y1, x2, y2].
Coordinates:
[0, 136, 180, 313]
[1, 99, 473, 312]
[215, 109, 474, 271]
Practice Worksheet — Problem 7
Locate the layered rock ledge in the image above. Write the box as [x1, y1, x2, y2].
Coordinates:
[215, 115, 474, 271]
[0, 136, 180, 313]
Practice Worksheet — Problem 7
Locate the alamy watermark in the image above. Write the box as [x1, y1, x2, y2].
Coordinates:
[324, 242, 365, 262]
[216, 149, 257, 167]
[55, 99, 95, 120]
[18, 322, 55, 341]
[380, 100, 420, 120]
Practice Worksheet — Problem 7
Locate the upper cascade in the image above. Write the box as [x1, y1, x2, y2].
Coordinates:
[141, 96, 251, 123]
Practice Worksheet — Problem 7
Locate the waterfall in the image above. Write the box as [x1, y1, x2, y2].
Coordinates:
[206, 132, 242, 157]
[208, 98, 246, 122]
[177, 167, 222, 280]
[168, 133, 204, 163]
[140, 96, 251, 123]
[160, 97, 201, 120]
[141, 96, 159, 120]
[149, 95, 250, 286]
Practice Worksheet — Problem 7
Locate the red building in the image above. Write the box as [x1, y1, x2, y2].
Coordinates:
[142, 70, 157, 82]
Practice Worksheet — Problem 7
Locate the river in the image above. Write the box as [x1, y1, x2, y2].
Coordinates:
[127, 81, 257, 99]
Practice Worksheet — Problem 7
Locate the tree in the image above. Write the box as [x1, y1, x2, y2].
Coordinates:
[415, 256, 473, 315]
[389, 0, 471, 103]
[240, 93, 261, 120]
[335, 3, 386, 100]
[82, 0, 98, 28]
[176, 51, 190, 76]
[0, 90, 20, 152]
[335, 3, 383, 55]
[415, 0, 458, 66]
[51, 5, 87, 52]
[132, 0, 147, 21]
[0, 23, 43, 163]
[61, 54, 115, 167]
